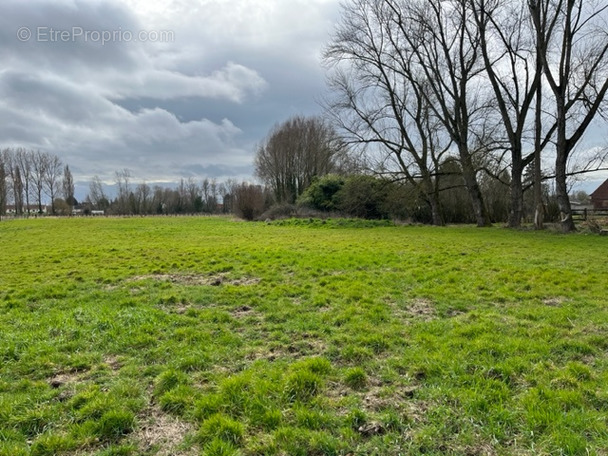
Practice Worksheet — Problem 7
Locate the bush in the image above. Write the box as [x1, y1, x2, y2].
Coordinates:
[259, 203, 298, 221]
[297, 175, 345, 211]
[233, 184, 267, 221]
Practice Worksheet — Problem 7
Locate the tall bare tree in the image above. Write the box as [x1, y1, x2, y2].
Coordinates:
[470, 0, 552, 227]
[2, 149, 23, 214]
[30, 150, 49, 213]
[0, 158, 7, 217]
[88, 175, 109, 210]
[324, 0, 451, 225]
[15, 148, 33, 214]
[114, 168, 132, 214]
[255, 116, 342, 204]
[530, 0, 608, 232]
[326, 0, 493, 226]
[402, 0, 494, 226]
[44, 153, 62, 214]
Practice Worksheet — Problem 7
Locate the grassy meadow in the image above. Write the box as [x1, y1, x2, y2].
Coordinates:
[1, 216, 608, 455]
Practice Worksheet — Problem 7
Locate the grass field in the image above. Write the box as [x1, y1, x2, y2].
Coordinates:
[1, 216, 608, 456]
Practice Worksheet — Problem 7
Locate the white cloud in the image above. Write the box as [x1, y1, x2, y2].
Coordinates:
[0, 0, 340, 185]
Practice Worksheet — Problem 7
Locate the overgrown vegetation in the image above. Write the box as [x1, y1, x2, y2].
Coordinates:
[1, 217, 608, 455]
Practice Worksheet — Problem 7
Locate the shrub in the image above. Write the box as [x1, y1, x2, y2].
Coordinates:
[297, 175, 345, 211]
[233, 183, 267, 221]
[335, 175, 390, 219]
[259, 203, 298, 221]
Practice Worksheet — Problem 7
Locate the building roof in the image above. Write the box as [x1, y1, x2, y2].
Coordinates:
[590, 179, 608, 200]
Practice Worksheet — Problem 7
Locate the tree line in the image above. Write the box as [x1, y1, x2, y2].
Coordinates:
[0, 147, 249, 218]
[318, 0, 608, 232]
[0, 148, 75, 216]
[87, 169, 240, 216]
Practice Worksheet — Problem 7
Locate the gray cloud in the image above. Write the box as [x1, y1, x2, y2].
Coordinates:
[0, 0, 339, 191]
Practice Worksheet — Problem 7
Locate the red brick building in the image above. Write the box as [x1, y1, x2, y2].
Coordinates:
[590, 179, 608, 209]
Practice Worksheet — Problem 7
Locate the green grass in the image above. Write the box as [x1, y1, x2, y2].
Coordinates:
[1, 216, 608, 455]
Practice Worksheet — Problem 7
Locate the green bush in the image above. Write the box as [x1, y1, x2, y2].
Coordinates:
[297, 175, 345, 211]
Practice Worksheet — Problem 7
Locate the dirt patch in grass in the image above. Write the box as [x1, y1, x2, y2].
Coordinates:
[232, 305, 255, 318]
[49, 372, 82, 389]
[389, 298, 437, 322]
[132, 406, 196, 456]
[104, 355, 122, 371]
[543, 297, 567, 307]
[245, 338, 328, 362]
[128, 273, 260, 287]
[407, 299, 436, 320]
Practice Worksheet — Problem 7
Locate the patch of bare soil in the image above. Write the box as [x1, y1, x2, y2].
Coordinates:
[389, 298, 437, 322]
[407, 298, 436, 320]
[232, 305, 255, 318]
[245, 337, 327, 362]
[128, 273, 260, 287]
[104, 355, 122, 371]
[132, 406, 196, 456]
[542, 297, 567, 307]
[49, 372, 82, 390]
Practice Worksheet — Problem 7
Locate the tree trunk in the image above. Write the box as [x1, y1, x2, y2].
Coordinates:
[460, 152, 490, 227]
[555, 149, 576, 232]
[508, 154, 523, 228]
[555, 97, 576, 233]
[533, 59, 544, 230]
[428, 193, 444, 226]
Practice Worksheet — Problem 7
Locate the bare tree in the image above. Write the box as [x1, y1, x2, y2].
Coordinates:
[0, 157, 7, 217]
[114, 169, 132, 214]
[88, 175, 109, 210]
[470, 0, 551, 227]
[15, 148, 33, 214]
[234, 183, 267, 220]
[401, 0, 494, 226]
[255, 116, 342, 204]
[135, 181, 152, 214]
[326, 0, 493, 226]
[530, 0, 608, 232]
[30, 150, 48, 213]
[43, 153, 62, 214]
[324, 0, 452, 225]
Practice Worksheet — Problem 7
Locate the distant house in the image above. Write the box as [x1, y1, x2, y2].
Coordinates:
[5, 205, 49, 215]
[590, 179, 608, 210]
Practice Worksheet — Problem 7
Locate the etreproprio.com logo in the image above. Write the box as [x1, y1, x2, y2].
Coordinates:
[17, 26, 175, 45]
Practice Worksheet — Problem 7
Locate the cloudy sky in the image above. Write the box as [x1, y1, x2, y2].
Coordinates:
[1, 0, 606, 200]
[0, 0, 341, 196]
